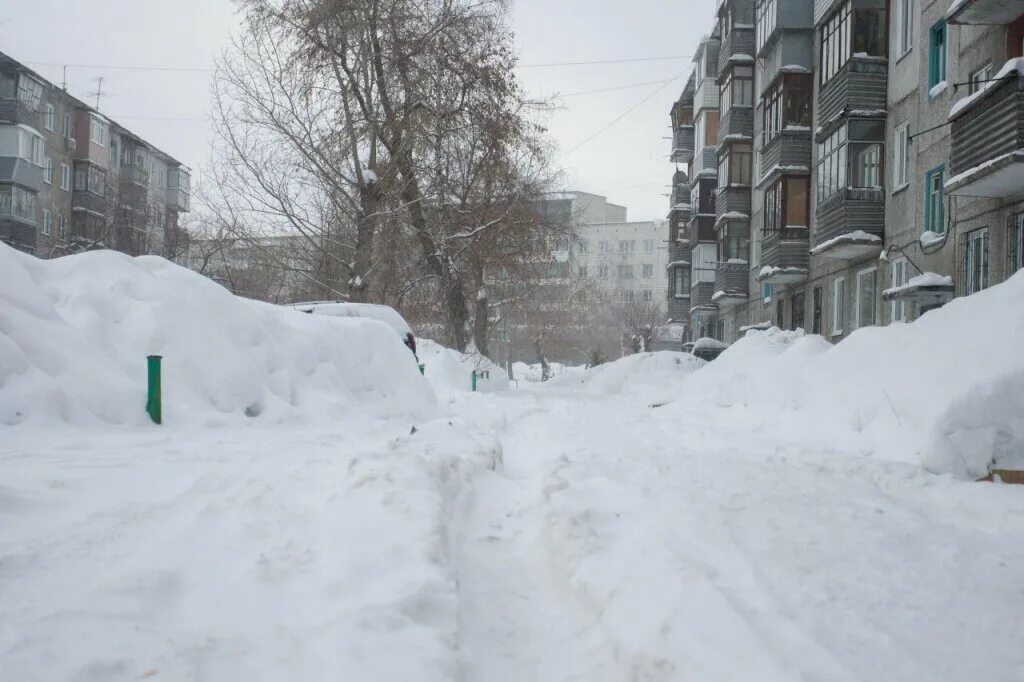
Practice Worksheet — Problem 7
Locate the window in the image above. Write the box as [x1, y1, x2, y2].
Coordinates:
[853, 9, 887, 57]
[820, 2, 851, 86]
[895, 0, 913, 57]
[719, 226, 750, 262]
[44, 103, 55, 131]
[62, 113, 73, 139]
[776, 299, 785, 328]
[792, 292, 806, 331]
[89, 117, 106, 146]
[718, 143, 752, 186]
[762, 281, 773, 305]
[924, 165, 945, 234]
[16, 74, 43, 110]
[60, 163, 71, 191]
[762, 74, 812, 143]
[58, 214, 68, 240]
[816, 121, 885, 202]
[893, 122, 910, 189]
[929, 21, 947, 89]
[817, 126, 847, 201]
[0, 186, 37, 221]
[962, 228, 989, 296]
[890, 257, 909, 322]
[969, 64, 992, 94]
[618, 240, 635, 253]
[812, 286, 823, 334]
[756, 0, 776, 54]
[73, 163, 106, 195]
[643, 239, 655, 253]
[578, 265, 587, 277]
[1010, 213, 1024, 276]
[598, 264, 609, 279]
[642, 264, 654, 279]
[43, 157, 53, 184]
[673, 266, 690, 297]
[617, 264, 634, 279]
[831, 278, 845, 336]
[764, 177, 810, 233]
[42, 208, 52, 236]
[642, 290, 653, 302]
[720, 66, 754, 117]
[856, 268, 877, 328]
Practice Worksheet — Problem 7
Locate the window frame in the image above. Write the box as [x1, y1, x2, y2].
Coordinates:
[718, 142, 753, 187]
[42, 208, 52, 236]
[819, 2, 852, 87]
[969, 63, 993, 95]
[44, 103, 55, 131]
[890, 257, 909, 323]
[58, 214, 68, 240]
[1010, 212, 1024, 276]
[831, 277, 845, 336]
[43, 156, 53, 185]
[924, 164, 946, 235]
[962, 227, 989, 296]
[60, 163, 71, 191]
[895, 0, 913, 58]
[62, 113, 73, 139]
[929, 21, 947, 90]
[812, 286, 823, 335]
[855, 267, 877, 328]
[893, 122, 910, 190]
[673, 266, 691, 298]
[756, 0, 777, 54]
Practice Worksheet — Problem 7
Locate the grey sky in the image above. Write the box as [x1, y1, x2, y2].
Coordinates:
[1, 0, 716, 221]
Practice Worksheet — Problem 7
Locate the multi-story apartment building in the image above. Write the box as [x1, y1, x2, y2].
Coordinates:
[579, 220, 670, 310]
[0, 50, 190, 259]
[664, 0, 1024, 344]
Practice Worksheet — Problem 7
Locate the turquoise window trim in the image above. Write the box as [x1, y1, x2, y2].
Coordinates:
[924, 164, 946, 235]
[928, 20, 947, 91]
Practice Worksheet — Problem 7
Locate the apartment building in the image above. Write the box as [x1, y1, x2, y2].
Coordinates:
[579, 220, 670, 309]
[0, 51, 190, 259]
[665, 0, 1024, 343]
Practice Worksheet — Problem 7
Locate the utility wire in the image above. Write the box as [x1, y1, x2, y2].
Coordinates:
[557, 76, 685, 98]
[518, 55, 692, 68]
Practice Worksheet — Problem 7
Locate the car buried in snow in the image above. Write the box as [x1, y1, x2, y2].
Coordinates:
[287, 301, 418, 357]
[682, 337, 729, 362]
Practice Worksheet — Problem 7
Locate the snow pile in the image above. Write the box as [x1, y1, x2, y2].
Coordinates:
[418, 339, 508, 394]
[670, 273, 1024, 478]
[0, 244, 433, 426]
[550, 351, 704, 398]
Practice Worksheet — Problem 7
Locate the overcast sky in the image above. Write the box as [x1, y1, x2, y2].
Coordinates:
[1, 0, 715, 221]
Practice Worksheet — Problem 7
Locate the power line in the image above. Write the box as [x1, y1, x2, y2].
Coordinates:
[557, 76, 685, 98]
[518, 55, 692, 68]
[565, 71, 686, 155]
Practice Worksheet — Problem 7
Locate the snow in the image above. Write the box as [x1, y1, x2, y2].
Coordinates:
[928, 80, 950, 98]
[944, 149, 1024, 188]
[289, 300, 414, 337]
[361, 167, 378, 185]
[726, 258, 748, 265]
[810, 229, 882, 254]
[0, 245, 432, 426]
[417, 339, 508, 394]
[665, 259, 691, 268]
[950, 57, 1024, 119]
[3, 244, 1024, 680]
[920, 230, 946, 248]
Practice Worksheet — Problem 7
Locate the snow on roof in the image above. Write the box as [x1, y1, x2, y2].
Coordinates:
[950, 58, 1024, 120]
[666, 260, 691, 269]
[882, 272, 954, 299]
[692, 337, 728, 350]
[920, 230, 946, 248]
[810, 230, 881, 255]
[944, 149, 1024, 190]
[289, 302, 414, 337]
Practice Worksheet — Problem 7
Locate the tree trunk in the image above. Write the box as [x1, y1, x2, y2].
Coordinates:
[349, 185, 378, 303]
[473, 277, 489, 357]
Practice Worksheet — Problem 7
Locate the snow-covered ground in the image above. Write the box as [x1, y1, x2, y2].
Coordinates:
[3, 246, 1024, 680]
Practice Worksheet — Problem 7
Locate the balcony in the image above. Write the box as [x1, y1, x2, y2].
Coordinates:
[689, 281, 717, 311]
[0, 99, 38, 127]
[714, 186, 751, 228]
[718, 107, 754, 140]
[946, 70, 1024, 200]
[688, 214, 717, 244]
[758, 229, 810, 284]
[717, 27, 755, 80]
[668, 298, 691, 322]
[812, 188, 884, 260]
[0, 157, 43, 191]
[816, 55, 887, 128]
[691, 146, 719, 181]
[671, 126, 695, 164]
[167, 187, 191, 212]
[72, 189, 106, 215]
[120, 165, 150, 187]
[0, 219, 35, 252]
[712, 261, 749, 310]
[758, 128, 812, 187]
[946, 0, 1024, 24]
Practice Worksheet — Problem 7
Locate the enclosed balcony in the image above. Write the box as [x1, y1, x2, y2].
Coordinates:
[671, 126, 695, 164]
[811, 188, 884, 260]
[689, 281, 717, 312]
[946, 67, 1024, 200]
[717, 23, 755, 80]
[817, 55, 888, 126]
[945, 0, 1024, 24]
[0, 69, 44, 128]
[759, 230, 810, 284]
[712, 261, 749, 310]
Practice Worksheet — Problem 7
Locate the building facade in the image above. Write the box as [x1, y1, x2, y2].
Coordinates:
[0, 51, 190, 259]
[578, 220, 670, 310]
[665, 0, 1024, 344]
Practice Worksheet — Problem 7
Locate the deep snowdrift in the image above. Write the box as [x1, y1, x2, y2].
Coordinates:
[417, 339, 508, 394]
[669, 271, 1024, 478]
[0, 244, 433, 426]
[550, 351, 705, 397]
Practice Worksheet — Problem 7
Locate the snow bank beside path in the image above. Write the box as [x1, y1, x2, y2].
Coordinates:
[668, 272, 1024, 478]
[0, 244, 433, 426]
[418, 339, 508, 394]
[550, 351, 704, 396]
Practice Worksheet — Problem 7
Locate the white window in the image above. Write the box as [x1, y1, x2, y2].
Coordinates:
[43, 157, 53, 184]
[856, 267, 877, 328]
[62, 113, 72, 139]
[42, 208, 52, 236]
[89, 117, 106, 146]
[617, 264, 634, 279]
[642, 290, 653, 302]
[642, 264, 654, 279]
[598, 264, 609, 278]
[58, 214, 68, 240]
[962, 227, 989, 295]
[895, 0, 913, 57]
[44, 104, 55, 131]
[890, 257, 908, 322]
[969, 64, 992, 95]
[618, 239, 636, 253]
[831, 277, 845, 336]
[673, 266, 690, 297]
[643, 239, 654, 253]
[893, 122, 910, 189]
[1010, 213, 1024, 276]
[60, 163, 71, 191]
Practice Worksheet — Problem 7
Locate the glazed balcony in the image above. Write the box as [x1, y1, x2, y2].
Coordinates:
[712, 261, 749, 310]
[671, 126, 695, 164]
[758, 128, 812, 186]
[689, 281, 717, 310]
[946, 70, 1024, 200]
[718, 107, 754, 140]
[811, 188, 884, 260]
[691, 146, 719, 181]
[0, 156, 43, 191]
[816, 55, 887, 128]
[758, 229, 810, 284]
[0, 99, 38, 127]
[71, 190, 106, 215]
[714, 186, 751, 228]
[946, 0, 1024, 24]
[687, 214, 717, 244]
[717, 27, 755, 80]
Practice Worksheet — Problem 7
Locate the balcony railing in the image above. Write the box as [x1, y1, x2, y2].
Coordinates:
[71, 190, 106, 215]
[816, 56, 888, 129]
[167, 187, 191, 212]
[947, 72, 1024, 199]
[946, 0, 1024, 25]
[0, 99, 38, 127]
[759, 229, 810, 284]
[717, 27, 755, 80]
[687, 214, 717, 244]
[671, 126, 695, 164]
[689, 281, 717, 310]
[718, 107, 754, 140]
[759, 128, 812, 186]
[121, 165, 150, 187]
[715, 186, 752, 226]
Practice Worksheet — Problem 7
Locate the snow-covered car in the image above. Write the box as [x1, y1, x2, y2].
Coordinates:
[650, 323, 687, 352]
[682, 337, 728, 362]
[288, 301, 418, 356]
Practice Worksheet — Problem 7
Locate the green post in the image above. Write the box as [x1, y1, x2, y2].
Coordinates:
[419, 363, 425, 376]
[146, 355, 162, 425]
[471, 370, 477, 392]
